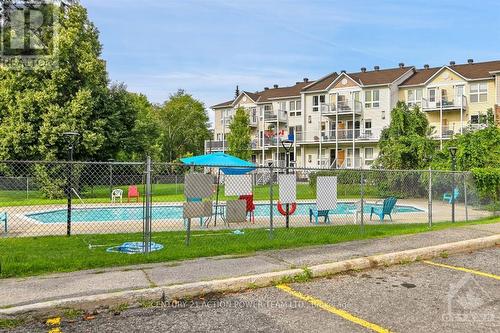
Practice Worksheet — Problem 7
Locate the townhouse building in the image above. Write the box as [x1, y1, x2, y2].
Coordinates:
[207, 59, 500, 169]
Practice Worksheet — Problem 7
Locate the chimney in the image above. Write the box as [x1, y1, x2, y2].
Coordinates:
[449, 61, 455, 66]
[424, 64, 430, 70]
[467, 58, 474, 64]
[273, 84, 279, 89]
[361, 67, 366, 72]
[374, 66, 380, 71]
[303, 77, 309, 82]
[399, 62, 405, 68]
[264, 87, 269, 90]
[341, 70, 346, 73]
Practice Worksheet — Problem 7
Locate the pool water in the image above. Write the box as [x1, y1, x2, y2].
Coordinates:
[27, 203, 423, 224]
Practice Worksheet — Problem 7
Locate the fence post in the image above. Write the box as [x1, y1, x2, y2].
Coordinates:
[360, 170, 364, 231]
[66, 160, 73, 236]
[269, 165, 274, 239]
[428, 167, 432, 228]
[464, 172, 468, 222]
[26, 177, 29, 200]
[144, 156, 152, 253]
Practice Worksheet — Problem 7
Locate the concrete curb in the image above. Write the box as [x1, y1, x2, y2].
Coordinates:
[1, 234, 499, 317]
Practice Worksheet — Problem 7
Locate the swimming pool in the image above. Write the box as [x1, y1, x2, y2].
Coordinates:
[26, 203, 423, 224]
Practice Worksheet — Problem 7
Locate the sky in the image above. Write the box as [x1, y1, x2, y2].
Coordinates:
[82, 0, 500, 123]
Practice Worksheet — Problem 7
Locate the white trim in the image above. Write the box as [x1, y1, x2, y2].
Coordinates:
[324, 72, 361, 91]
[421, 66, 468, 85]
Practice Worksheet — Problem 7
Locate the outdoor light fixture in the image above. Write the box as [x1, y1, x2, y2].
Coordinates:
[448, 146, 457, 223]
[448, 146, 457, 158]
[281, 139, 293, 152]
[62, 131, 79, 237]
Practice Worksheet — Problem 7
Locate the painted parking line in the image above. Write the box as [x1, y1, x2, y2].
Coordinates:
[422, 260, 500, 280]
[276, 284, 391, 333]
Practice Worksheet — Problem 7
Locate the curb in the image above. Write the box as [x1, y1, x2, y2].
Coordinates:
[1, 234, 499, 317]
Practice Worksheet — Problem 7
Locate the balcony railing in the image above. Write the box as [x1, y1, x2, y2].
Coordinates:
[421, 95, 467, 110]
[320, 100, 362, 116]
[297, 129, 379, 143]
[205, 140, 227, 151]
[264, 110, 288, 122]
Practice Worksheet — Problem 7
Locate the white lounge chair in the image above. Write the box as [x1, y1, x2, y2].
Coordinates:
[111, 189, 123, 203]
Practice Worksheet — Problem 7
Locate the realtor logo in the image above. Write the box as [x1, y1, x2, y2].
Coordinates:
[442, 274, 496, 325]
[0, 0, 60, 69]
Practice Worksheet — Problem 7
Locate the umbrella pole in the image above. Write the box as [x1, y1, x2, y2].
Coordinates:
[214, 169, 221, 227]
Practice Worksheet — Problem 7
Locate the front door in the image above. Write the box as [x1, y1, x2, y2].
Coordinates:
[337, 150, 345, 168]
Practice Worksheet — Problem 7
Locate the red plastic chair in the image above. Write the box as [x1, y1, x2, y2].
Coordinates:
[239, 194, 255, 223]
[128, 185, 140, 202]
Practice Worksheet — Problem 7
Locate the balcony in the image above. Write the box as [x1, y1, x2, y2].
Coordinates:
[297, 129, 380, 144]
[320, 100, 362, 117]
[264, 110, 288, 122]
[205, 140, 227, 152]
[421, 95, 467, 111]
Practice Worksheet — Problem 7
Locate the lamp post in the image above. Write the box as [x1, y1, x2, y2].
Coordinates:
[448, 146, 457, 223]
[108, 159, 115, 200]
[281, 139, 293, 228]
[62, 132, 79, 236]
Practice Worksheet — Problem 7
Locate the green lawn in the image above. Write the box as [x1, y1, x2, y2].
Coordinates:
[0, 183, 379, 207]
[0, 217, 497, 279]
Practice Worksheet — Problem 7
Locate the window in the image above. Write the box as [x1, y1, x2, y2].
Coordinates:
[364, 119, 372, 136]
[471, 114, 488, 124]
[364, 90, 380, 108]
[364, 148, 374, 166]
[289, 100, 301, 116]
[428, 88, 436, 103]
[279, 101, 287, 111]
[407, 89, 422, 107]
[312, 95, 325, 112]
[470, 83, 487, 103]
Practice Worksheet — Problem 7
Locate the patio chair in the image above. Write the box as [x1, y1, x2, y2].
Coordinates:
[370, 197, 397, 221]
[443, 188, 459, 204]
[309, 207, 330, 224]
[111, 189, 123, 203]
[127, 185, 140, 202]
[239, 194, 255, 223]
[0, 212, 7, 233]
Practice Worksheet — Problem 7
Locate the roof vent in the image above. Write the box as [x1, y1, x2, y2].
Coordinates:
[361, 67, 366, 72]
[467, 58, 474, 64]
[424, 64, 430, 70]
[449, 61, 455, 66]
[374, 66, 380, 71]
[273, 84, 279, 89]
[296, 81, 301, 85]
[399, 62, 405, 68]
[264, 87, 269, 90]
[341, 70, 346, 73]
[303, 78, 309, 82]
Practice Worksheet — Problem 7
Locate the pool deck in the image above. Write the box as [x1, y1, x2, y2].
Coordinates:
[0, 198, 492, 238]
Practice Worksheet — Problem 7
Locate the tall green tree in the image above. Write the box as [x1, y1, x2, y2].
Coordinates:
[375, 101, 436, 169]
[0, 3, 111, 161]
[157, 90, 210, 161]
[227, 107, 251, 160]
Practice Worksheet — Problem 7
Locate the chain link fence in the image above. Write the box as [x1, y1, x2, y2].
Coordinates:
[0, 159, 496, 249]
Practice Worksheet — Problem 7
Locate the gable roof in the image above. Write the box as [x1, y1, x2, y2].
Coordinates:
[211, 99, 234, 109]
[257, 81, 312, 102]
[302, 72, 338, 92]
[400, 60, 500, 86]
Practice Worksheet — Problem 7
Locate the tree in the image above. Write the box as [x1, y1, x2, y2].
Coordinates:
[0, 3, 111, 161]
[227, 107, 251, 160]
[431, 110, 500, 171]
[157, 90, 211, 162]
[375, 102, 436, 169]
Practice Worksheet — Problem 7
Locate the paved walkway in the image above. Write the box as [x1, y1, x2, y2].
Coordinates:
[1, 222, 498, 309]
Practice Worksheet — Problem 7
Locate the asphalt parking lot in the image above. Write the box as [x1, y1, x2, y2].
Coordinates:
[9, 248, 499, 333]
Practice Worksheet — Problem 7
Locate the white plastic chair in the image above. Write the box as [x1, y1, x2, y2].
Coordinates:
[111, 189, 123, 203]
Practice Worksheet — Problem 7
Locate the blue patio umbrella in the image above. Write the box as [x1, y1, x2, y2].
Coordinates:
[180, 152, 256, 175]
[180, 152, 256, 226]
